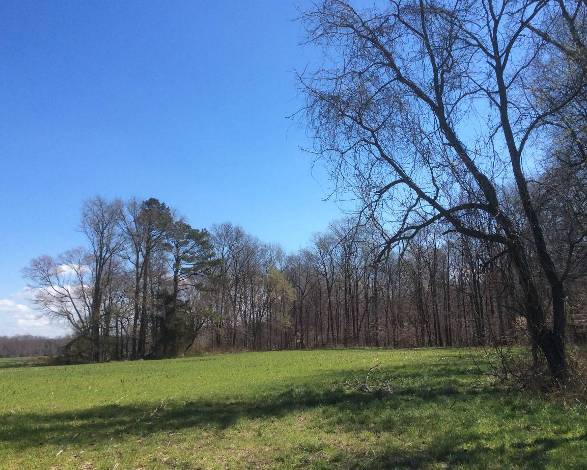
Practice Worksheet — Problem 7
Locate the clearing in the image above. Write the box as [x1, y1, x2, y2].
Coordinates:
[0, 349, 585, 469]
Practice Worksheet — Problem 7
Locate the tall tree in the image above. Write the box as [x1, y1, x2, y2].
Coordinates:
[300, 0, 585, 381]
[158, 220, 216, 356]
[81, 197, 123, 361]
[135, 198, 173, 358]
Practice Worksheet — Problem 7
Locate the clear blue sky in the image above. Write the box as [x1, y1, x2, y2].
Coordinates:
[0, 0, 344, 336]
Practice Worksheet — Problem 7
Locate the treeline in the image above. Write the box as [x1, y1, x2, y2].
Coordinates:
[204, 220, 520, 350]
[25, 193, 585, 362]
[21, 0, 585, 383]
[192, 216, 585, 351]
[0, 335, 69, 357]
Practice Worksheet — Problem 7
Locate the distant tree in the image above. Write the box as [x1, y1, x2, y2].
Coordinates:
[81, 197, 124, 361]
[120, 198, 173, 358]
[24, 249, 93, 337]
[0, 335, 69, 357]
[120, 199, 147, 358]
[266, 266, 296, 349]
[157, 220, 216, 357]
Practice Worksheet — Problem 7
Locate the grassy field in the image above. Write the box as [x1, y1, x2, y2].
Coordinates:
[0, 349, 585, 469]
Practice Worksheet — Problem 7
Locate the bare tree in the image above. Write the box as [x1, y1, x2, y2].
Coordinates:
[24, 249, 94, 336]
[300, 0, 585, 381]
[81, 197, 124, 361]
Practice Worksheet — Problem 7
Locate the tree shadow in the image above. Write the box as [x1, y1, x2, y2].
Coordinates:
[335, 431, 587, 469]
[1, 384, 371, 448]
[0, 360, 489, 446]
[1, 360, 584, 468]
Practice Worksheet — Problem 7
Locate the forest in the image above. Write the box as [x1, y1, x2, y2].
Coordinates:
[25, 188, 586, 363]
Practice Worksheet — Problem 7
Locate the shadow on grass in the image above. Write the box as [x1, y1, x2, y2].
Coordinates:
[335, 431, 587, 469]
[1, 360, 585, 469]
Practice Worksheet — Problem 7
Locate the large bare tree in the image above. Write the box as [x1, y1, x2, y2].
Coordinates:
[300, 0, 586, 381]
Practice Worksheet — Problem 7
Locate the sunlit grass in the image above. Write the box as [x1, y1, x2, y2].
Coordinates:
[0, 348, 585, 469]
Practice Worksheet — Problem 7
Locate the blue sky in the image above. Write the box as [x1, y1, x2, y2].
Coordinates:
[0, 1, 345, 336]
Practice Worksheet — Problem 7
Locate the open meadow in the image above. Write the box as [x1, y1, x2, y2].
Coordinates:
[1, 349, 586, 469]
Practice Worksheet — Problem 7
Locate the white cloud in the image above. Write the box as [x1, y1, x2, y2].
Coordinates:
[0, 289, 70, 338]
[56, 263, 90, 276]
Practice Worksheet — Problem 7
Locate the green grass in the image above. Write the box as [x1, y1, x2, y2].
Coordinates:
[0, 356, 48, 369]
[0, 349, 585, 469]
